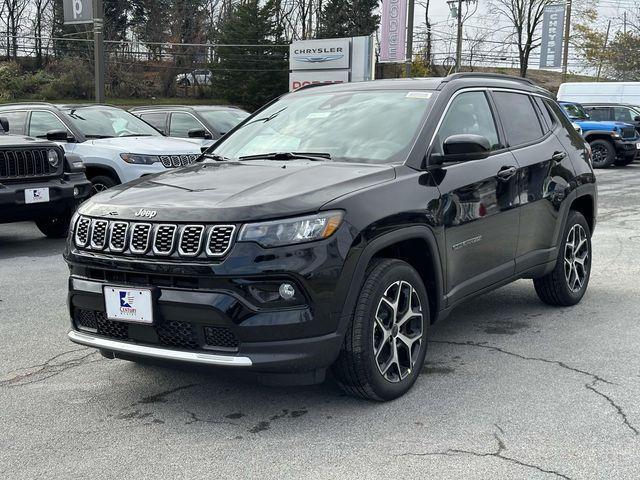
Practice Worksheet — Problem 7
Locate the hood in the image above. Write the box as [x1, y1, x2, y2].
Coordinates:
[80, 160, 396, 222]
[576, 120, 634, 131]
[0, 134, 56, 147]
[87, 136, 202, 154]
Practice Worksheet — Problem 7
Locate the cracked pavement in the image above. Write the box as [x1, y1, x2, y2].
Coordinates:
[1, 166, 640, 479]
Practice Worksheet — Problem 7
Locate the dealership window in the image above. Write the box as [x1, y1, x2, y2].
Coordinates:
[434, 91, 501, 153]
[29, 111, 67, 138]
[170, 113, 204, 138]
[493, 92, 543, 147]
[0, 111, 28, 135]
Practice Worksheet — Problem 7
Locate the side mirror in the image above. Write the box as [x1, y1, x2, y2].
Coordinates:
[436, 134, 491, 163]
[0, 117, 8, 132]
[634, 116, 640, 122]
[46, 129, 72, 142]
[188, 128, 211, 139]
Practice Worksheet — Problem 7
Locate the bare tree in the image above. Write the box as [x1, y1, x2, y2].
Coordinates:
[490, 0, 552, 77]
[2, 0, 30, 59]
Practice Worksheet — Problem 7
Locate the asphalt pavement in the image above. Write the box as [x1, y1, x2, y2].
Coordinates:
[1, 165, 639, 479]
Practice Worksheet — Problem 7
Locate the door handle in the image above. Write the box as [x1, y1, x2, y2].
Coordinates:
[552, 151, 567, 162]
[497, 166, 517, 181]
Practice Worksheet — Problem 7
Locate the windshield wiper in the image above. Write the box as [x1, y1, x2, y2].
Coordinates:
[238, 152, 331, 162]
[119, 134, 155, 137]
[84, 134, 113, 139]
[198, 153, 230, 162]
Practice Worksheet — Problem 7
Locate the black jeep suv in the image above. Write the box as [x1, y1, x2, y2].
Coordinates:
[64, 74, 597, 400]
[0, 117, 91, 237]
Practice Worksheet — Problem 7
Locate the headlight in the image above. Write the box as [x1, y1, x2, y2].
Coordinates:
[120, 153, 161, 165]
[47, 149, 59, 167]
[238, 211, 344, 247]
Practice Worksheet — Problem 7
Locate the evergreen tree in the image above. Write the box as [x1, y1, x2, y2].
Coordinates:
[350, 0, 379, 37]
[213, 0, 288, 110]
[317, 0, 380, 39]
[316, 0, 351, 39]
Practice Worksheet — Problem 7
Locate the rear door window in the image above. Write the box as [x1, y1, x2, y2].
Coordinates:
[0, 110, 28, 134]
[492, 92, 543, 147]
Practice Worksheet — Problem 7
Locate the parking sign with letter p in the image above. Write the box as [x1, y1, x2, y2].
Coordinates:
[63, 0, 93, 24]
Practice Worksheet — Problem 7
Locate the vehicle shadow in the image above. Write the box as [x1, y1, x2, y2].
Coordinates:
[94, 281, 555, 433]
[0, 222, 67, 259]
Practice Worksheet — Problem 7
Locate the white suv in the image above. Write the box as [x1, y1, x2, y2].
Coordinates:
[0, 103, 203, 193]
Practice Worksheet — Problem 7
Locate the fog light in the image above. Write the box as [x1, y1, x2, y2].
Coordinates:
[279, 283, 296, 301]
[73, 187, 80, 197]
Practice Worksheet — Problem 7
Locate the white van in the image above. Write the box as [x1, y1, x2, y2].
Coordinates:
[558, 82, 640, 106]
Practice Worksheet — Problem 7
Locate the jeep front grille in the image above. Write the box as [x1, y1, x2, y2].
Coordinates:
[73, 216, 236, 259]
[159, 154, 198, 168]
[621, 127, 636, 140]
[0, 148, 59, 180]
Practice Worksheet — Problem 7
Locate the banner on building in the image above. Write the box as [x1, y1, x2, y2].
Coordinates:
[379, 0, 408, 63]
[540, 4, 565, 68]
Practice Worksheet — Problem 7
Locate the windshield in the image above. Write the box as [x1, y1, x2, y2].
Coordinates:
[213, 90, 434, 164]
[561, 103, 588, 120]
[200, 109, 249, 134]
[65, 106, 162, 138]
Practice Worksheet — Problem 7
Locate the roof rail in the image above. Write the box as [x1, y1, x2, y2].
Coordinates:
[0, 101, 57, 107]
[440, 72, 537, 87]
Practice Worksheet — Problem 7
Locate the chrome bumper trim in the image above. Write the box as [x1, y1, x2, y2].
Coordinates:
[68, 330, 253, 366]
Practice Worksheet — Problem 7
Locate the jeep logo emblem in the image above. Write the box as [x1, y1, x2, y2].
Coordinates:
[134, 208, 157, 219]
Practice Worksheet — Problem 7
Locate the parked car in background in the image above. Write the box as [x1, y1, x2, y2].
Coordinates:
[558, 82, 640, 105]
[0, 115, 91, 237]
[559, 101, 639, 167]
[0, 103, 203, 193]
[65, 74, 597, 401]
[130, 105, 249, 146]
[175, 69, 213, 87]
[582, 104, 640, 134]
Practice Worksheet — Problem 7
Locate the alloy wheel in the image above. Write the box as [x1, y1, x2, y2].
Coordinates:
[591, 145, 606, 165]
[92, 183, 108, 195]
[373, 281, 423, 383]
[564, 224, 589, 293]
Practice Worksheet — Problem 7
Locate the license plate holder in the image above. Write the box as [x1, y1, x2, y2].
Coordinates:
[104, 287, 154, 324]
[24, 188, 50, 204]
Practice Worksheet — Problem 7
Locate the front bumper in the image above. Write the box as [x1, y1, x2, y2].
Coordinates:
[613, 139, 640, 160]
[65, 227, 356, 374]
[0, 174, 91, 223]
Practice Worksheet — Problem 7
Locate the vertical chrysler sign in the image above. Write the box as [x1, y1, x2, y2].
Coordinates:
[539, 4, 565, 68]
[379, 0, 408, 62]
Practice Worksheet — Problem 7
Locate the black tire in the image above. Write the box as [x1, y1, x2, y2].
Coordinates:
[589, 139, 615, 168]
[332, 258, 429, 401]
[534, 211, 592, 306]
[90, 174, 118, 195]
[35, 212, 73, 238]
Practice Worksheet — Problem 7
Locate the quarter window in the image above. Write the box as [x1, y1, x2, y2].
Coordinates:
[493, 92, 543, 147]
[533, 97, 555, 132]
[170, 113, 204, 138]
[433, 91, 501, 154]
[29, 111, 67, 138]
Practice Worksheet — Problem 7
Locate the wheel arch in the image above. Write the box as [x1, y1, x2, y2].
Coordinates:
[84, 164, 121, 183]
[339, 226, 444, 330]
[584, 132, 615, 144]
[569, 193, 596, 234]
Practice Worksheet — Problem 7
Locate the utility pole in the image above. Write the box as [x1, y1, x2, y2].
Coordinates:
[561, 0, 572, 82]
[455, 0, 463, 72]
[405, 0, 415, 77]
[93, 0, 105, 103]
[596, 20, 611, 82]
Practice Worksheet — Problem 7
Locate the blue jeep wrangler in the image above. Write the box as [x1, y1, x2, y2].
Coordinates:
[559, 101, 639, 168]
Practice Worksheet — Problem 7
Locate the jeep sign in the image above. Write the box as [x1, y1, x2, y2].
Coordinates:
[63, 0, 94, 24]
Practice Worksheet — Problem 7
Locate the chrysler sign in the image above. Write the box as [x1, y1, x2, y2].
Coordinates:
[290, 39, 351, 70]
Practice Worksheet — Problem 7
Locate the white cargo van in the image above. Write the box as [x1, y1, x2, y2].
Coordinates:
[558, 82, 640, 106]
